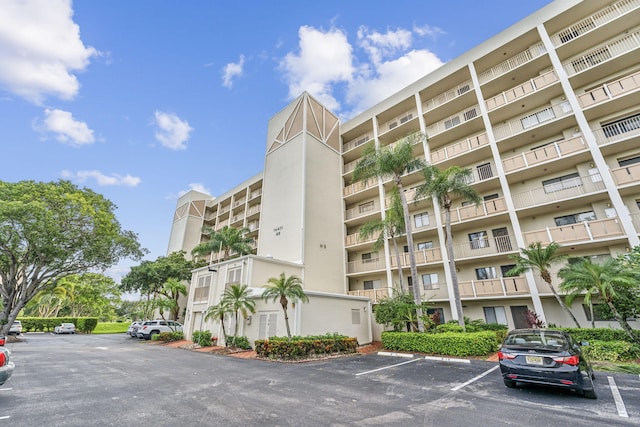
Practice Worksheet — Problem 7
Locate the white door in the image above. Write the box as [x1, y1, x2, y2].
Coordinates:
[258, 312, 278, 340]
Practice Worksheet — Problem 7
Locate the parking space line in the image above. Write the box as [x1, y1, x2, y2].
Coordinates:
[0, 388, 12, 392]
[0, 416, 9, 420]
[451, 365, 499, 392]
[355, 358, 421, 376]
[424, 356, 470, 364]
[607, 376, 628, 418]
[378, 351, 414, 358]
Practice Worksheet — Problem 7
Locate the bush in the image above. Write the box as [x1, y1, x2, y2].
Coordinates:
[582, 340, 640, 362]
[255, 334, 358, 360]
[17, 317, 98, 333]
[558, 327, 640, 344]
[192, 330, 212, 347]
[228, 336, 251, 350]
[153, 331, 184, 342]
[435, 323, 464, 333]
[382, 331, 499, 356]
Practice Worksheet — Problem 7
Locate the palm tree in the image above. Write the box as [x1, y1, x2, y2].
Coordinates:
[507, 241, 581, 328]
[262, 273, 309, 340]
[160, 278, 187, 320]
[415, 165, 481, 331]
[359, 188, 407, 293]
[353, 133, 427, 331]
[222, 283, 256, 346]
[205, 299, 232, 345]
[559, 258, 639, 344]
[192, 225, 254, 262]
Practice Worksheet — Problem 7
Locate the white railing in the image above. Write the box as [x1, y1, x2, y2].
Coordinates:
[492, 101, 573, 141]
[459, 277, 529, 298]
[390, 247, 443, 268]
[448, 197, 507, 223]
[422, 80, 473, 112]
[430, 133, 489, 164]
[425, 104, 480, 137]
[563, 29, 640, 76]
[378, 108, 418, 135]
[344, 177, 378, 197]
[477, 42, 546, 84]
[345, 232, 377, 246]
[246, 205, 261, 216]
[592, 115, 640, 145]
[347, 288, 391, 302]
[452, 235, 515, 259]
[485, 70, 558, 111]
[577, 69, 640, 108]
[345, 200, 381, 221]
[524, 218, 624, 245]
[343, 132, 373, 152]
[249, 189, 262, 199]
[502, 136, 586, 173]
[346, 257, 386, 274]
[611, 163, 640, 186]
[512, 173, 606, 209]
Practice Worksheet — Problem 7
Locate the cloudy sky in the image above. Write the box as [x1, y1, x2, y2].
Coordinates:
[0, 0, 553, 283]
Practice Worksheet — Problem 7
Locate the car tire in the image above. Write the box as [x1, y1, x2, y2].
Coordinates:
[503, 379, 516, 388]
[148, 331, 158, 340]
[583, 388, 597, 399]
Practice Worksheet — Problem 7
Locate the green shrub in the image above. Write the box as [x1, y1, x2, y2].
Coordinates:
[192, 330, 212, 347]
[17, 317, 98, 333]
[435, 323, 464, 333]
[557, 327, 640, 344]
[255, 335, 358, 360]
[228, 336, 252, 350]
[153, 331, 184, 342]
[382, 331, 499, 356]
[582, 340, 640, 362]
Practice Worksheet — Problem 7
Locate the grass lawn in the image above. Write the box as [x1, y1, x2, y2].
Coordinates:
[93, 322, 129, 334]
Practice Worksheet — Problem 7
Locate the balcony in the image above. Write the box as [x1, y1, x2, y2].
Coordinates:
[430, 133, 489, 164]
[485, 70, 558, 111]
[422, 80, 473, 113]
[448, 197, 508, 224]
[563, 29, 640, 76]
[345, 232, 377, 247]
[523, 217, 625, 245]
[453, 235, 515, 259]
[193, 286, 210, 303]
[249, 189, 262, 200]
[246, 205, 261, 216]
[378, 108, 418, 136]
[550, 0, 640, 46]
[425, 104, 480, 138]
[592, 115, 640, 146]
[577, 69, 640, 108]
[343, 132, 373, 153]
[345, 200, 381, 221]
[611, 162, 640, 186]
[344, 177, 378, 197]
[502, 136, 586, 173]
[511, 173, 606, 210]
[348, 288, 391, 303]
[492, 101, 573, 142]
[346, 257, 386, 274]
[215, 220, 229, 230]
[632, 212, 640, 232]
[477, 42, 546, 84]
[390, 247, 443, 268]
[459, 277, 529, 298]
[233, 198, 246, 208]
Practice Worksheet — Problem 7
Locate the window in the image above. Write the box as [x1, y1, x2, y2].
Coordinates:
[618, 156, 640, 167]
[582, 304, 614, 321]
[542, 173, 581, 193]
[521, 107, 556, 129]
[602, 113, 640, 138]
[422, 273, 439, 290]
[457, 84, 470, 95]
[445, 116, 461, 129]
[358, 201, 375, 214]
[484, 193, 499, 201]
[469, 231, 489, 249]
[417, 241, 433, 251]
[400, 113, 413, 124]
[483, 306, 508, 325]
[500, 265, 516, 277]
[463, 108, 477, 121]
[427, 307, 444, 323]
[352, 309, 361, 325]
[362, 252, 378, 263]
[414, 212, 430, 228]
[476, 267, 497, 280]
[227, 267, 242, 285]
[363, 280, 381, 290]
[554, 211, 596, 226]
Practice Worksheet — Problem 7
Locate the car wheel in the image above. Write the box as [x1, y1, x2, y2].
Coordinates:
[583, 388, 597, 399]
[503, 379, 516, 389]
[148, 331, 158, 340]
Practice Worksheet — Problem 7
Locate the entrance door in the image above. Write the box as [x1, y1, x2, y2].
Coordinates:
[510, 305, 529, 329]
[492, 227, 512, 252]
[258, 312, 278, 340]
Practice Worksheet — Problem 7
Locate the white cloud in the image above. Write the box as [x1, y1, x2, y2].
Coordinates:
[357, 27, 412, 65]
[61, 169, 141, 187]
[222, 55, 245, 88]
[40, 108, 95, 146]
[413, 24, 446, 39]
[153, 111, 193, 150]
[0, 0, 98, 104]
[279, 26, 354, 111]
[178, 183, 211, 197]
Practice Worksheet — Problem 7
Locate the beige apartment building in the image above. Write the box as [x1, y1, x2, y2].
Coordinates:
[168, 0, 640, 342]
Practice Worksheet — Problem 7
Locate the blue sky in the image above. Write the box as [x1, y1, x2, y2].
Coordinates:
[0, 0, 553, 284]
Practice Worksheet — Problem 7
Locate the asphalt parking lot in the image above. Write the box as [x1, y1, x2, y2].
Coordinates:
[0, 333, 638, 426]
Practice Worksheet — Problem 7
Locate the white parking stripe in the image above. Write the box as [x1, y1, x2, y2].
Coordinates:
[355, 358, 421, 376]
[0, 416, 9, 420]
[451, 365, 500, 391]
[607, 376, 628, 418]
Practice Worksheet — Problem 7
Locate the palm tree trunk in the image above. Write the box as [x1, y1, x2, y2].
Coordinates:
[444, 206, 465, 332]
[590, 304, 595, 329]
[391, 237, 405, 293]
[219, 314, 228, 346]
[396, 179, 425, 332]
[607, 301, 640, 345]
[282, 306, 292, 339]
[545, 279, 581, 328]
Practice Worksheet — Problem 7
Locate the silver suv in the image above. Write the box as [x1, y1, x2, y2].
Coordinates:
[136, 320, 183, 340]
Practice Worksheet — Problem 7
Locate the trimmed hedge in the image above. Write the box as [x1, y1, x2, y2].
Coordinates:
[17, 317, 98, 333]
[153, 331, 184, 342]
[192, 330, 212, 347]
[558, 327, 640, 344]
[582, 340, 640, 362]
[382, 331, 499, 357]
[255, 335, 358, 360]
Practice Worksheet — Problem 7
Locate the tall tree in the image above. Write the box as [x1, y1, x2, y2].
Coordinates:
[160, 278, 187, 321]
[222, 283, 256, 346]
[262, 273, 309, 340]
[415, 165, 481, 331]
[191, 226, 254, 262]
[559, 258, 639, 344]
[352, 133, 427, 331]
[205, 299, 232, 345]
[507, 241, 581, 328]
[0, 180, 145, 335]
[358, 188, 407, 292]
[57, 273, 121, 320]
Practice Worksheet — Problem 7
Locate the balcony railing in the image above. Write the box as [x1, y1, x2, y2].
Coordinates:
[551, 0, 640, 46]
[477, 42, 546, 84]
[430, 133, 489, 164]
[390, 247, 443, 268]
[344, 177, 377, 197]
[459, 277, 529, 298]
[346, 257, 386, 274]
[512, 173, 605, 209]
[422, 80, 473, 112]
[345, 232, 377, 246]
[611, 162, 640, 186]
[563, 29, 640, 76]
[378, 108, 418, 135]
[492, 101, 573, 141]
[452, 235, 514, 259]
[448, 197, 507, 224]
[502, 136, 586, 173]
[485, 70, 558, 111]
[233, 198, 246, 207]
[577, 69, 640, 108]
[425, 104, 480, 137]
[343, 132, 373, 153]
[246, 205, 261, 216]
[524, 217, 624, 245]
[249, 189, 262, 200]
[347, 288, 391, 303]
[345, 200, 381, 221]
[215, 220, 229, 230]
[193, 286, 210, 303]
[592, 115, 640, 145]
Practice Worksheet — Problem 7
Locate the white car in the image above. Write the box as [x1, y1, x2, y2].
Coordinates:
[54, 323, 76, 334]
[9, 320, 22, 335]
[136, 320, 183, 340]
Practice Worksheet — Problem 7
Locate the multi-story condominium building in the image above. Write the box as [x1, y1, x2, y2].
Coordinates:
[168, 0, 640, 342]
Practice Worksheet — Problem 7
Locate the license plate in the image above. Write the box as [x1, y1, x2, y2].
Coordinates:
[526, 356, 543, 365]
